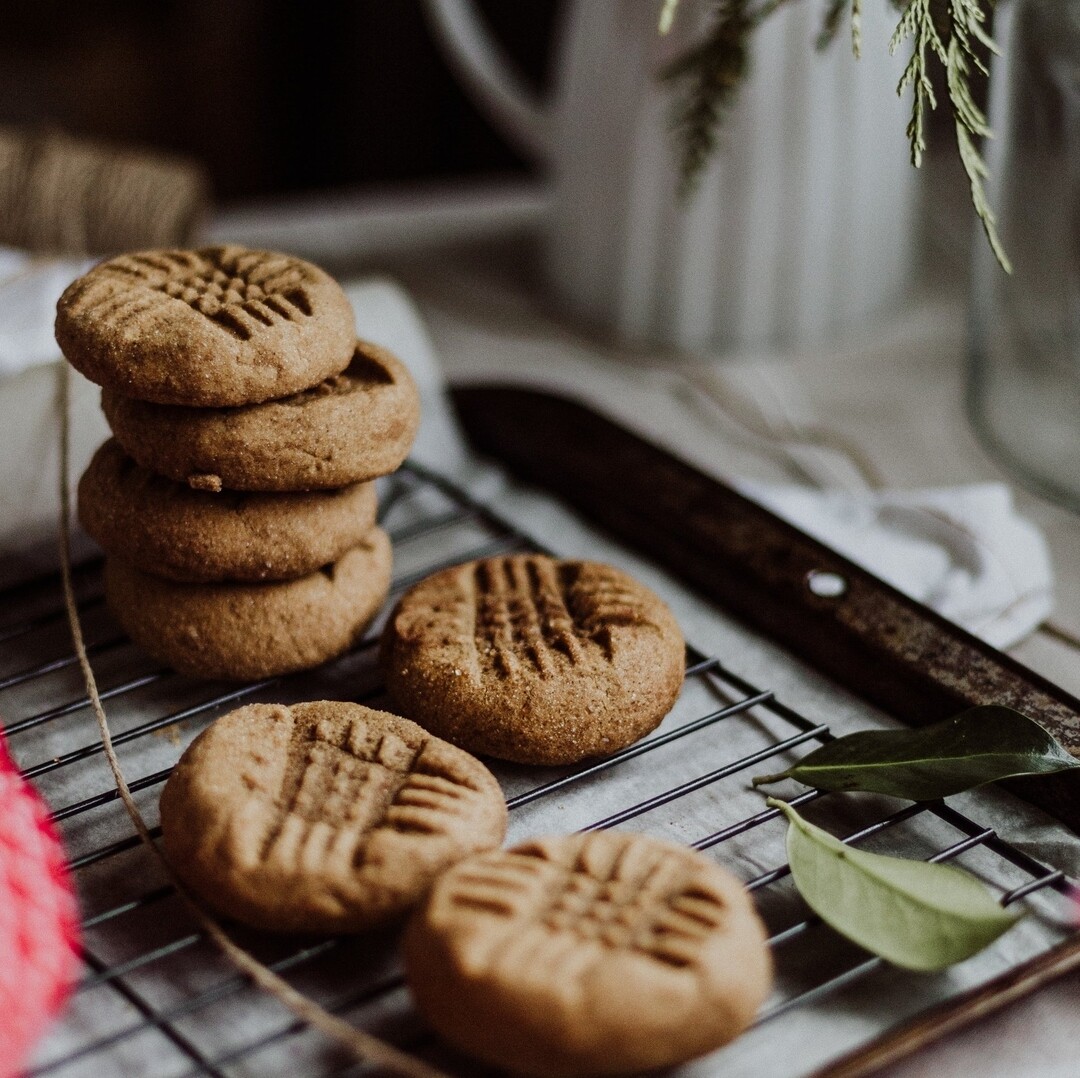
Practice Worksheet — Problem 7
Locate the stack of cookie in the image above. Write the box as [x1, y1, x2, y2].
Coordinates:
[56, 245, 419, 681]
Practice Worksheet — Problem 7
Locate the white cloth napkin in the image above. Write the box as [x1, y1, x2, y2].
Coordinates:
[0, 250, 94, 376]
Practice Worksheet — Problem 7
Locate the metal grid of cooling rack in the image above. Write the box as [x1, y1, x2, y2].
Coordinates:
[1, 460, 1075, 1077]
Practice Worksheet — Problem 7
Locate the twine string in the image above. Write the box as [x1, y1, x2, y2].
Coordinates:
[56, 362, 446, 1078]
[1, 126, 207, 255]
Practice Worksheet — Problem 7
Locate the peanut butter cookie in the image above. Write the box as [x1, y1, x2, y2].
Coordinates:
[100, 340, 419, 491]
[381, 555, 685, 764]
[56, 246, 355, 406]
[105, 528, 391, 680]
[161, 701, 506, 933]
[79, 439, 378, 583]
[404, 831, 772, 1076]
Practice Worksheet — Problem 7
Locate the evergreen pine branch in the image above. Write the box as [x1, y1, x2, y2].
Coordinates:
[756, 0, 797, 20]
[945, 1, 1011, 270]
[663, 0, 1009, 270]
[818, 0, 848, 51]
[818, 0, 862, 58]
[662, 0, 802, 196]
[891, 0, 1009, 270]
[661, 0, 756, 198]
[890, 0, 945, 168]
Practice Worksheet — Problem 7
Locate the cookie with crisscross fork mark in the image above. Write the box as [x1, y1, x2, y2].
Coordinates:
[381, 555, 686, 764]
[100, 339, 420, 491]
[56, 245, 355, 406]
[79, 438, 378, 582]
[160, 701, 507, 932]
[405, 831, 772, 1076]
[105, 528, 392, 680]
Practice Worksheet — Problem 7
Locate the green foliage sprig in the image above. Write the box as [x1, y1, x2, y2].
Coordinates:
[662, 0, 758, 199]
[662, 0, 1010, 271]
[818, 0, 861, 53]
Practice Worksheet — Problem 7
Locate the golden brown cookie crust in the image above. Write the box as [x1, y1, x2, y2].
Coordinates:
[405, 831, 772, 1077]
[78, 439, 378, 583]
[160, 701, 507, 933]
[380, 555, 686, 765]
[105, 528, 392, 680]
[100, 339, 420, 491]
[56, 246, 356, 406]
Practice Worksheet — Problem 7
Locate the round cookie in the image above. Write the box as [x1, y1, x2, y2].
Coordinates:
[160, 701, 507, 933]
[404, 831, 772, 1077]
[79, 439, 378, 583]
[105, 528, 392, 680]
[100, 340, 420, 492]
[381, 554, 685, 765]
[55, 245, 355, 406]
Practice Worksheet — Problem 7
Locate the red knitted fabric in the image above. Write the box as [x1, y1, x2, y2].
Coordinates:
[0, 735, 80, 1077]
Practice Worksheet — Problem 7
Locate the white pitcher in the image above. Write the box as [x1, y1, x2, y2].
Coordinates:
[424, 0, 920, 354]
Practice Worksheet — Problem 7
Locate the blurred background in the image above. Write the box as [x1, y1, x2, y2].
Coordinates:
[0, 0, 557, 200]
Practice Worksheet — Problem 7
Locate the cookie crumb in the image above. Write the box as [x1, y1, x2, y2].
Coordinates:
[188, 473, 222, 493]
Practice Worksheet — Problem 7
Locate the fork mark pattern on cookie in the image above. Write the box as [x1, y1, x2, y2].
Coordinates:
[472, 556, 590, 679]
[103, 247, 317, 342]
[561, 563, 660, 659]
[258, 719, 420, 864]
[257, 716, 491, 870]
[383, 746, 496, 841]
[442, 837, 729, 970]
[290, 347, 396, 405]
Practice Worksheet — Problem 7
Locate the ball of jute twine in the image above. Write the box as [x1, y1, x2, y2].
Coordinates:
[0, 126, 207, 254]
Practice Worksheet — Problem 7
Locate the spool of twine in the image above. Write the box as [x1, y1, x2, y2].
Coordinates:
[0, 126, 208, 255]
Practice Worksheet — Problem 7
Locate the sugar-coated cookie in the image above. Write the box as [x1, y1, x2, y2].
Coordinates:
[105, 528, 391, 680]
[160, 701, 507, 933]
[78, 439, 378, 583]
[101, 340, 420, 492]
[381, 555, 685, 764]
[56, 246, 355, 406]
[405, 831, 772, 1077]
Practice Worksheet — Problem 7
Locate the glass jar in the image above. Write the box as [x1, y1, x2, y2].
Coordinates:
[968, 0, 1080, 508]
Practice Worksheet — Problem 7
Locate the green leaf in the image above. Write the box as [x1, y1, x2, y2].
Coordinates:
[754, 706, 1080, 800]
[769, 799, 1022, 970]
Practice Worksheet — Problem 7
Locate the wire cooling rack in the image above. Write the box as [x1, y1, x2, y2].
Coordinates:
[2, 460, 1075, 1078]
